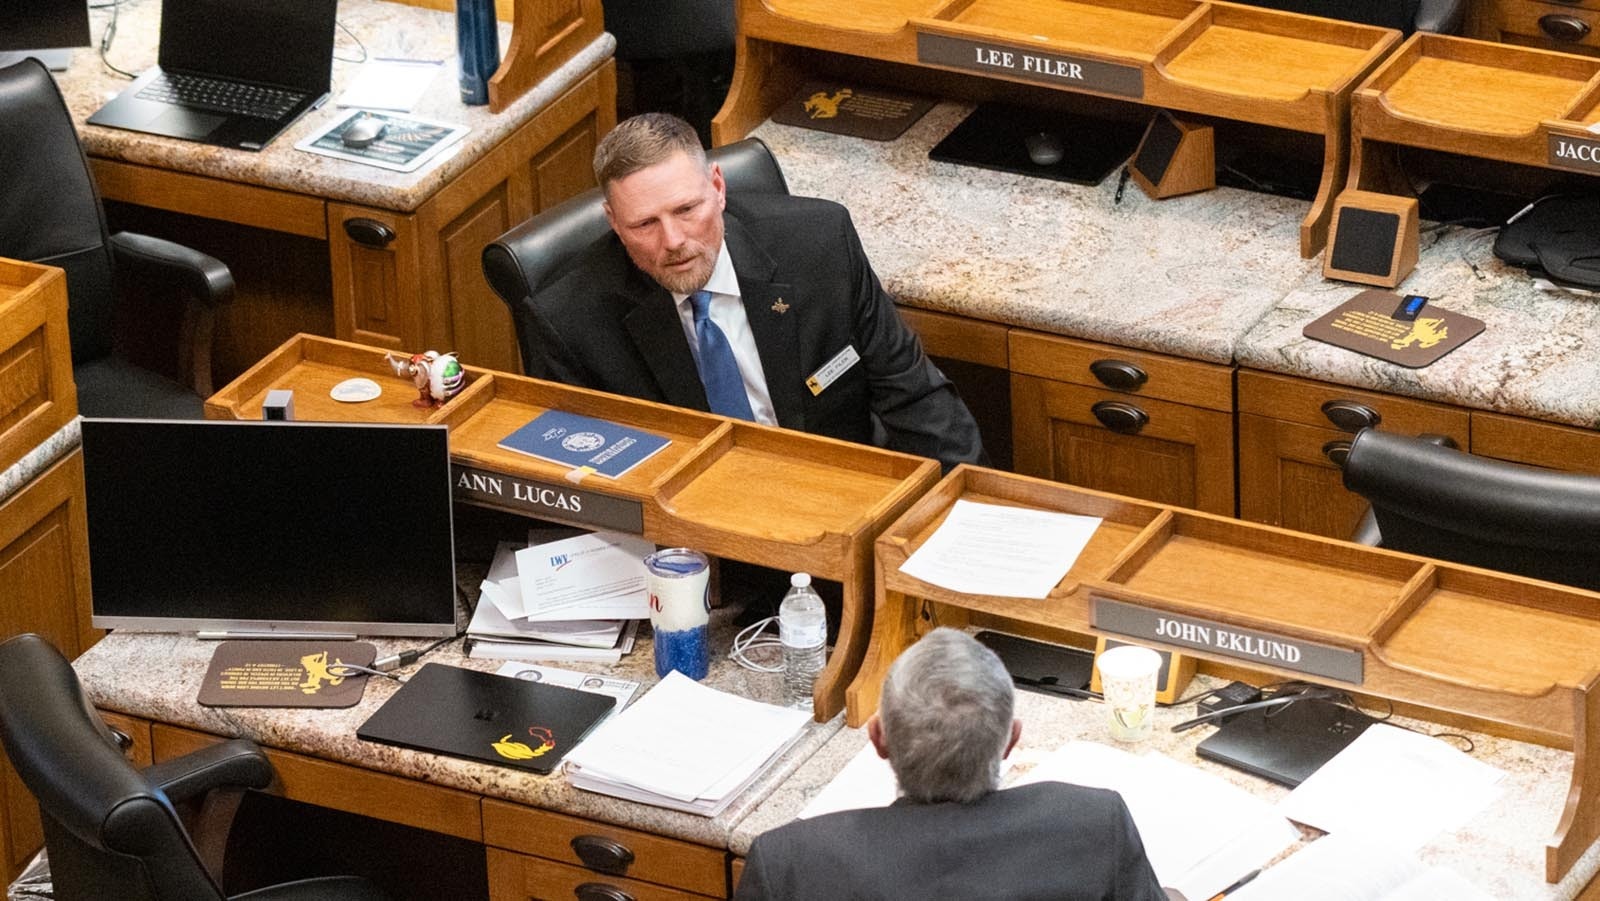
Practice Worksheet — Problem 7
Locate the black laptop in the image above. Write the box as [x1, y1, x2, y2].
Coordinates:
[87, 0, 338, 151]
[357, 664, 616, 775]
[1195, 698, 1376, 788]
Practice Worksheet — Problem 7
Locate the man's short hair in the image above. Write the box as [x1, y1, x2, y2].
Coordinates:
[878, 628, 1015, 804]
[593, 113, 707, 191]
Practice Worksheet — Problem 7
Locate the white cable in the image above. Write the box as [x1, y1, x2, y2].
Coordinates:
[729, 615, 785, 673]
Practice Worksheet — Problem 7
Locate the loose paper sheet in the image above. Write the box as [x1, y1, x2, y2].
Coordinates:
[898, 499, 1101, 598]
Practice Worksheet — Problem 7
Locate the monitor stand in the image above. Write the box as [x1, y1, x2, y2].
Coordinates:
[0, 49, 75, 71]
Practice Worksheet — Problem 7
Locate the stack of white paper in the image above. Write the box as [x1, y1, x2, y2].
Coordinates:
[1230, 833, 1496, 901]
[466, 531, 652, 662]
[565, 672, 811, 816]
[1017, 741, 1300, 901]
[898, 499, 1101, 598]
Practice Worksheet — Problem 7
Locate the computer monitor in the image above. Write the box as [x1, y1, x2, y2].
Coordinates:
[82, 419, 458, 638]
[0, 0, 92, 70]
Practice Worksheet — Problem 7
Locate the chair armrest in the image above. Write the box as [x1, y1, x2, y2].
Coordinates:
[110, 231, 235, 308]
[142, 738, 272, 805]
[1415, 0, 1467, 33]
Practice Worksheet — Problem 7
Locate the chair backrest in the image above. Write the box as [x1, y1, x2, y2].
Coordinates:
[1342, 428, 1600, 591]
[604, 0, 735, 61]
[1223, 0, 1464, 34]
[0, 58, 118, 365]
[0, 634, 226, 901]
[481, 137, 790, 373]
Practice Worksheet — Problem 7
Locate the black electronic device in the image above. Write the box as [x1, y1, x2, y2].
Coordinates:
[975, 630, 1096, 697]
[1195, 697, 1376, 787]
[86, 0, 338, 151]
[81, 418, 458, 638]
[358, 663, 614, 774]
[1324, 190, 1420, 288]
[1393, 294, 1429, 321]
[0, 0, 90, 70]
[929, 102, 1145, 186]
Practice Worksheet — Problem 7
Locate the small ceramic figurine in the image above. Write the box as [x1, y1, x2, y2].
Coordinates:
[387, 350, 464, 407]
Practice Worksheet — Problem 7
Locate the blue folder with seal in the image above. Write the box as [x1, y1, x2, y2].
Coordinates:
[497, 410, 670, 479]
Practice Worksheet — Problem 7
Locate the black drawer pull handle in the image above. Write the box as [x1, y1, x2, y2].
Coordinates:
[575, 883, 635, 901]
[1322, 440, 1352, 467]
[1320, 400, 1380, 432]
[1089, 359, 1148, 392]
[1091, 400, 1149, 434]
[571, 835, 635, 875]
[1541, 13, 1591, 40]
[343, 217, 396, 248]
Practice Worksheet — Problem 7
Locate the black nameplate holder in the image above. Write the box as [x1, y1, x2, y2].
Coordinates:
[1091, 596, 1364, 684]
[452, 463, 644, 534]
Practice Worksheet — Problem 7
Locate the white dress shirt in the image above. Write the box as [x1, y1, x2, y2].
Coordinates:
[673, 240, 777, 425]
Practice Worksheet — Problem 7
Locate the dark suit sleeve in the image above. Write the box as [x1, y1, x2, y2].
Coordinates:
[733, 837, 775, 901]
[518, 295, 590, 386]
[1109, 794, 1168, 901]
[837, 211, 986, 472]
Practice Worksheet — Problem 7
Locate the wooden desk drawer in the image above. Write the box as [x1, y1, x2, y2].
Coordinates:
[1009, 330, 1234, 412]
[1499, 0, 1600, 47]
[897, 306, 1008, 369]
[1470, 410, 1600, 473]
[483, 799, 726, 897]
[487, 847, 718, 901]
[1237, 370, 1469, 437]
[151, 724, 482, 841]
[0, 260, 76, 476]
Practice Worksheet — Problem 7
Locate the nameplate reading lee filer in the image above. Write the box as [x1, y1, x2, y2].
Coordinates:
[452, 464, 644, 534]
[1092, 597, 1364, 684]
[1549, 133, 1600, 175]
[916, 32, 1144, 99]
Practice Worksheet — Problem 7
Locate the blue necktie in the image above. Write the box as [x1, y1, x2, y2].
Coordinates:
[689, 290, 755, 420]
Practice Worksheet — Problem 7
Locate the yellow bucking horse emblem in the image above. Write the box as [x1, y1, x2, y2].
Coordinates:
[1390, 316, 1447, 350]
[299, 651, 346, 694]
[803, 88, 853, 120]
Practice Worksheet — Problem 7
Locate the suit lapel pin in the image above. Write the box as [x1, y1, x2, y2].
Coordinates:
[771, 297, 790, 314]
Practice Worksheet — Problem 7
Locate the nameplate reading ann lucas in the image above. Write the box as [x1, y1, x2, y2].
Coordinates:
[452, 464, 644, 534]
[1092, 597, 1364, 684]
[916, 32, 1143, 99]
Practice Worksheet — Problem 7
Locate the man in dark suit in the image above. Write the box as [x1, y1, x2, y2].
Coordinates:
[520, 113, 984, 471]
[735, 629, 1167, 901]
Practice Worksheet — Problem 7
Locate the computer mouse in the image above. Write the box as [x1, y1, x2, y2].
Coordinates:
[341, 117, 387, 149]
[1024, 131, 1065, 167]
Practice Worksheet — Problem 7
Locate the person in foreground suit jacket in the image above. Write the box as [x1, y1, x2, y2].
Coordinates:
[735, 629, 1167, 901]
[520, 113, 984, 471]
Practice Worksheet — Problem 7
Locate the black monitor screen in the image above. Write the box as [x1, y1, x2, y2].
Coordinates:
[158, 0, 338, 93]
[0, 0, 90, 51]
[82, 419, 457, 637]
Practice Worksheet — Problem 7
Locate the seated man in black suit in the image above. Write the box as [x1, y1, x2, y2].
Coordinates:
[735, 629, 1167, 901]
[520, 113, 984, 471]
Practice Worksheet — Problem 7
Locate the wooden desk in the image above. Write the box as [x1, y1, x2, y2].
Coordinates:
[71, 624, 840, 901]
[851, 463, 1600, 883]
[60, 0, 615, 380]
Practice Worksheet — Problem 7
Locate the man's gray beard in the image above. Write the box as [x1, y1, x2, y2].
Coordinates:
[655, 259, 714, 295]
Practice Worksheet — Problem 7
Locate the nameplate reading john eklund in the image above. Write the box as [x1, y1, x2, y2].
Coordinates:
[1092, 597, 1364, 684]
[916, 32, 1143, 100]
[1549, 133, 1600, 175]
[451, 464, 643, 534]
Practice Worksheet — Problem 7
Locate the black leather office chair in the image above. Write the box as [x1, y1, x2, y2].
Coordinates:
[482, 137, 789, 373]
[0, 58, 233, 419]
[1341, 428, 1600, 591]
[0, 634, 390, 901]
[1228, 0, 1467, 35]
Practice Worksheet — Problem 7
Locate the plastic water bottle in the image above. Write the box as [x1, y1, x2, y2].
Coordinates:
[456, 0, 500, 105]
[779, 573, 827, 709]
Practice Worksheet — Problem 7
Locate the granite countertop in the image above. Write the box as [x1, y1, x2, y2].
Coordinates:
[1237, 226, 1600, 430]
[73, 593, 841, 849]
[0, 418, 80, 504]
[64, 0, 614, 212]
[752, 108, 1600, 427]
[751, 104, 1322, 365]
[730, 677, 1599, 900]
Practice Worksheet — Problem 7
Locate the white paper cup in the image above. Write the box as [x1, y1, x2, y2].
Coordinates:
[1096, 645, 1162, 742]
[644, 548, 711, 680]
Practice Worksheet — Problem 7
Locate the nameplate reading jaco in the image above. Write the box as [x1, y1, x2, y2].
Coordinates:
[1092, 597, 1364, 684]
[452, 464, 644, 534]
[1549, 133, 1600, 175]
[916, 32, 1144, 99]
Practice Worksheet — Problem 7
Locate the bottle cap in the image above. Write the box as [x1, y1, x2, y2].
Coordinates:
[790, 572, 812, 588]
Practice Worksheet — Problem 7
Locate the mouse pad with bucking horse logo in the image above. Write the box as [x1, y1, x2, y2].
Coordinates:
[198, 640, 376, 708]
[1303, 289, 1485, 368]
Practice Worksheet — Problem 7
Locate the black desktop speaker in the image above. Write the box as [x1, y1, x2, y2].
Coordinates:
[1324, 189, 1419, 287]
[1130, 111, 1214, 200]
